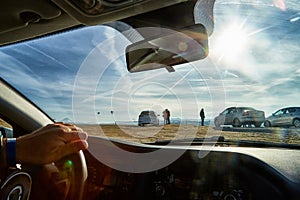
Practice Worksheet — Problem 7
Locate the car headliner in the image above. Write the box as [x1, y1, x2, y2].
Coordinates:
[0, 0, 215, 46]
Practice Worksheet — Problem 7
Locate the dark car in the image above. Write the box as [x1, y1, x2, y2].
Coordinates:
[264, 107, 300, 128]
[214, 107, 265, 127]
[138, 111, 159, 126]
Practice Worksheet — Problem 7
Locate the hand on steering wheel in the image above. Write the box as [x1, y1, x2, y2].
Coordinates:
[1, 123, 88, 200]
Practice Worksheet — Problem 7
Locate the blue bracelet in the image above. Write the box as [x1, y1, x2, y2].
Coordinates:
[6, 138, 16, 166]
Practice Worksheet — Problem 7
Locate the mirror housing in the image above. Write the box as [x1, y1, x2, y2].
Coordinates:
[126, 24, 208, 73]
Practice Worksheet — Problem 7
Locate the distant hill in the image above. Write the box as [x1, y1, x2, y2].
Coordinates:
[61, 117, 74, 123]
[170, 118, 211, 126]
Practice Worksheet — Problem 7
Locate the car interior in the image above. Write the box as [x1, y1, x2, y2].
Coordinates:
[1, 0, 300, 199]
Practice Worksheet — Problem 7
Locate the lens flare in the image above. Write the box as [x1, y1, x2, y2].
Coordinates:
[273, 0, 286, 11]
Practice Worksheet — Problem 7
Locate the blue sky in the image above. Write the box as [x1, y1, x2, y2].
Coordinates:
[1, 1, 300, 124]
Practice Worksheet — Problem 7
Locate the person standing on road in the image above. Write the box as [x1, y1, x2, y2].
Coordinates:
[162, 109, 167, 125]
[166, 109, 171, 124]
[163, 109, 171, 124]
[200, 108, 205, 126]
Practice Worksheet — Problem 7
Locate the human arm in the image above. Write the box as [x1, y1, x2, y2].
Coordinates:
[1, 123, 88, 168]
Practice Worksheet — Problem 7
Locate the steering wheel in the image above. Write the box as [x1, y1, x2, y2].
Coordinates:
[0, 150, 88, 200]
[53, 150, 88, 200]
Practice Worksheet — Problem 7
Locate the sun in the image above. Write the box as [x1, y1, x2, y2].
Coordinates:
[211, 24, 249, 63]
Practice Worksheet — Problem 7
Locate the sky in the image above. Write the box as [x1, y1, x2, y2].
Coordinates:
[0, 0, 300, 124]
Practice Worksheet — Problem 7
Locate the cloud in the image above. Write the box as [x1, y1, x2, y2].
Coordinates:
[1, 2, 300, 124]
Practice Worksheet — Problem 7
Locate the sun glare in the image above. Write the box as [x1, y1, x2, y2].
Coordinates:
[212, 25, 248, 63]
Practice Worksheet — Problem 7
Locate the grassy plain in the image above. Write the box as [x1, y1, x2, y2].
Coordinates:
[79, 124, 300, 145]
[1, 119, 299, 145]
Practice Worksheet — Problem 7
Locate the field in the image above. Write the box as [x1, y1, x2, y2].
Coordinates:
[2, 118, 299, 145]
[78, 124, 300, 145]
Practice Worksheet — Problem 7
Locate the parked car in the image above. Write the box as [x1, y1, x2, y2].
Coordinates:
[264, 107, 300, 128]
[138, 111, 159, 126]
[214, 107, 265, 128]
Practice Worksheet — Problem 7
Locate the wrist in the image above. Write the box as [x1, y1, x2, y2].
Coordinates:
[6, 138, 16, 167]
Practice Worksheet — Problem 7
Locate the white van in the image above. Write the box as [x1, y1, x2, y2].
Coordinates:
[138, 111, 159, 126]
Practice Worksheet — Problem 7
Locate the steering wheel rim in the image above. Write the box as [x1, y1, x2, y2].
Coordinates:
[57, 150, 87, 200]
[27, 150, 87, 200]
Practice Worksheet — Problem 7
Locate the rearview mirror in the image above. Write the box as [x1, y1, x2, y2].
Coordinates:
[126, 24, 208, 73]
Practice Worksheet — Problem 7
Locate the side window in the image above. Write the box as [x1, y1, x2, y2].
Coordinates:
[0, 118, 12, 129]
[228, 108, 236, 114]
[274, 109, 284, 116]
[288, 108, 296, 113]
[0, 118, 13, 138]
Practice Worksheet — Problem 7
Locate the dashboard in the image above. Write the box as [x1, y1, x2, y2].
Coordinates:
[82, 137, 300, 200]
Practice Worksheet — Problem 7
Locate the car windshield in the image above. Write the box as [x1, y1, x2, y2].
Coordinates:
[1, 0, 300, 145]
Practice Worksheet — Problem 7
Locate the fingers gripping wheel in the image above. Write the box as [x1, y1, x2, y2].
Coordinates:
[30, 151, 87, 200]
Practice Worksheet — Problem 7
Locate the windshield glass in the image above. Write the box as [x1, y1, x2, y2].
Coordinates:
[1, 0, 300, 145]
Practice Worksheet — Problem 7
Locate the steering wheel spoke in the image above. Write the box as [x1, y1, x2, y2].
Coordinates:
[18, 151, 87, 200]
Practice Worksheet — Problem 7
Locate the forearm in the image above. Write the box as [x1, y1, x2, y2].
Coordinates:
[0, 123, 88, 168]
